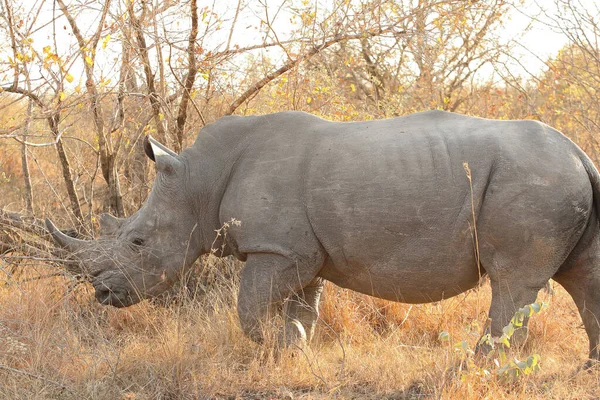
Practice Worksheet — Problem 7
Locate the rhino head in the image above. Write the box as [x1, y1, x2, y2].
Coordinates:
[46, 136, 209, 307]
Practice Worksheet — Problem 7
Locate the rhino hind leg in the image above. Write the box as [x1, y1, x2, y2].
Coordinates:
[552, 217, 600, 365]
[237, 252, 323, 345]
[553, 258, 600, 365]
[556, 276, 600, 366]
[479, 238, 565, 356]
[475, 233, 567, 355]
[486, 279, 542, 350]
[473, 174, 590, 356]
[283, 277, 324, 345]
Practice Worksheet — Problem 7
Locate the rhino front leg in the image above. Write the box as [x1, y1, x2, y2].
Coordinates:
[237, 252, 321, 344]
[283, 277, 324, 345]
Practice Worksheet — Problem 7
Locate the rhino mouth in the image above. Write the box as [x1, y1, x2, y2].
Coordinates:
[93, 284, 136, 307]
[92, 274, 140, 308]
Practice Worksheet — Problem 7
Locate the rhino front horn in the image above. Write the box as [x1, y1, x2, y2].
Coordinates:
[45, 218, 88, 252]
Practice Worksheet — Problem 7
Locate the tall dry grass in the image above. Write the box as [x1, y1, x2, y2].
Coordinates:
[0, 254, 598, 399]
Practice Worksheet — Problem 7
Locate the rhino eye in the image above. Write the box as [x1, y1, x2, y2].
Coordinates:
[131, 238, 145, 246]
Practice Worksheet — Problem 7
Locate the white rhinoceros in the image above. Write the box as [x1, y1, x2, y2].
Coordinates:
[48, 110, 600, 365]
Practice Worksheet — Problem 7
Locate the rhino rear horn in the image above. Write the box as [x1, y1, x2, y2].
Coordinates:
[99, 213, 125, 237]
[144, 135, 182, 175]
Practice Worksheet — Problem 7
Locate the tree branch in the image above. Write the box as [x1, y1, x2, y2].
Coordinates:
[226, 27, 406, 115]
[172, 0, 200, 152]
[127, 0, 167, 142]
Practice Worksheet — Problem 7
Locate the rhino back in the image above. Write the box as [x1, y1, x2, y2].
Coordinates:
[215, 111, 591, 303]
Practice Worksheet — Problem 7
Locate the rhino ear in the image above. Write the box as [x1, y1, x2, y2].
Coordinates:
[99, 213, 125, 237]
[144, 135, 182, 175]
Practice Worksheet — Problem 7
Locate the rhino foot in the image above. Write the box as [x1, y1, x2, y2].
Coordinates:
[583, 358, 600, 372]
[282, 319, 308, 348]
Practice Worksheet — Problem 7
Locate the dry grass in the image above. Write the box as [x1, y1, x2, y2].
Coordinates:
[0, 258, 598, 400]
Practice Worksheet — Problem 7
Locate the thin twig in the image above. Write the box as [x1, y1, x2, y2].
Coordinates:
[0, 364, 72, 393]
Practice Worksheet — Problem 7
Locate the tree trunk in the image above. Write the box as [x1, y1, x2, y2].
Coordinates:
[173, 0, 199, 153]
[57, 0, 124, 217]
[20, 84, 34, 215]
[49, 115, 83, 222]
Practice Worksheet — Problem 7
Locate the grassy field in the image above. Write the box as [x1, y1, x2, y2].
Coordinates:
[0, 255, 598, 400]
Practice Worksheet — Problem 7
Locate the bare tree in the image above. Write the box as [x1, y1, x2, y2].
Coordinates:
[0, 0, 83, 222]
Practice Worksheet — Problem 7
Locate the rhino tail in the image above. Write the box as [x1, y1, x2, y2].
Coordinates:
[577, 149, 600, 222]
[555, 147, 600, 277]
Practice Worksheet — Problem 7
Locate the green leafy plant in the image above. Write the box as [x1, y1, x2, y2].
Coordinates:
[439, 301, 549, 380]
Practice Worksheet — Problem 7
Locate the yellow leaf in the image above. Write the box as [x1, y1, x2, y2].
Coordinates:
[350, 83, 356, 92]
[43, 46, 51, 54]
[59, 92, 66, 101]
[99, 78, 111, 88]
[159, 113, 164, 121]
[74, 85, 81, 93]
[85, 56, 93, 66]
[306, 97, 312, 104]
[65, 73, 74, 83]
[102, 34, 111, 49]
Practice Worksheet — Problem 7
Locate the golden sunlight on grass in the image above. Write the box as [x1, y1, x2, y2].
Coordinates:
[0, 263, 598, 399]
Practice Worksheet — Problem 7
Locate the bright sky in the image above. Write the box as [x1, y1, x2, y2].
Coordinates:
[504, 1, 572, 72]
[2, 0, 598, 88]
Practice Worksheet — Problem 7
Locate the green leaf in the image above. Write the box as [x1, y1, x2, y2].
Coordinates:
[453, 340, 469, 352]
[498, 334, 510, 348]
[497, 364, 510, 375]
[526, 354, 540, 370]
[511, 311, 524, 327]
[478, 333, 493, 347]
[502, 323, 515, 338]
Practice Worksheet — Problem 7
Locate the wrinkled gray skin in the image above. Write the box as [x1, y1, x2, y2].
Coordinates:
[48, 110, 600, 363]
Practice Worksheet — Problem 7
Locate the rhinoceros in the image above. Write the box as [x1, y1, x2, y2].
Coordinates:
[47, 110, 600, 363]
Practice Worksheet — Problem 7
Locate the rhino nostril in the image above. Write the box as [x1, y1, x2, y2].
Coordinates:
[90, 269, 104, 279]
[95, 286, 112, 305]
